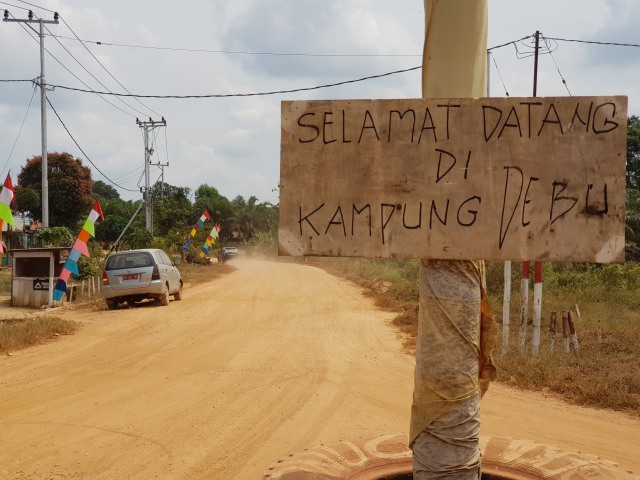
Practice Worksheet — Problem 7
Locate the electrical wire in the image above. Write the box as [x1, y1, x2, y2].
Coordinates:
[547, 37, 640, 48]
[111, 165, 144, 182]
[14, 0, 53, 13]
[489, 52, 510, 97]
[58, 13, 163, 117]
[45, 65, 422, 99]
[1, 80, 37, 177]
[46, 96, 139, 192]
[0, 1, 31, 11]
[44, 34, 424, 58]
[487, 35, 534, 52]
[7, 10, 138, 118]
[35, 16, 151, 117]
[541, 34, 571, 96]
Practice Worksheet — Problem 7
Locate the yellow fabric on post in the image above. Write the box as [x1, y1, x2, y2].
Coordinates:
[410, 0, 497, 453]
[422, 0, 487, 99]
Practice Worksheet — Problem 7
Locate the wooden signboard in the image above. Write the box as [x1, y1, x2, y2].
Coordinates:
[279, 97, 627, 263]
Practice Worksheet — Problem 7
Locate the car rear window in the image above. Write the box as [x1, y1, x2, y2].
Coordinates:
[105, 252, 154, 270]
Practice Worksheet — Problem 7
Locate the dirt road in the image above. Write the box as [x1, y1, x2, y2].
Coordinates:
[1, 258, 638, 479]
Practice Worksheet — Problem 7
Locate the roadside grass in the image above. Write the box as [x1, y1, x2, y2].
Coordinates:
[0, 315, 80, 354]
[178, 261, 236, 286]
[310, 257, 640, 415]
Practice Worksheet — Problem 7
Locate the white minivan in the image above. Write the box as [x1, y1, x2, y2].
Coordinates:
[102, 249, 183, 309]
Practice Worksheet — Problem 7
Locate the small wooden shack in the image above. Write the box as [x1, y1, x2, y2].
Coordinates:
[9, 247, 71, 308]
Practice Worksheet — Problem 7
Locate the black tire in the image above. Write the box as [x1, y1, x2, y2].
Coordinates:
[174, 283, 183, 301]
[105, 300, 117, 310]
[159, 286, 170, 306]
[263, 435, 638, 480]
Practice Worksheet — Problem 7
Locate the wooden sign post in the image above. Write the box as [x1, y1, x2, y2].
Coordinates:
[280, 96, 627, 263]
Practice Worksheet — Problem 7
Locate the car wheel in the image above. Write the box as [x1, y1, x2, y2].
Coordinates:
[174, 283, 183, 301]
[263, 435, 638, 479]
[106, 300, 117, 310]
[159, 286, 170, 306]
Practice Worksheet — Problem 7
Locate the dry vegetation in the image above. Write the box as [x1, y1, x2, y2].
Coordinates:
[0, 315, 79, 354]
[309, 257, 640, 416]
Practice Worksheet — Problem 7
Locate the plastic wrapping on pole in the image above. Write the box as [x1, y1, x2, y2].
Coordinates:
[411, 1, 491, 476]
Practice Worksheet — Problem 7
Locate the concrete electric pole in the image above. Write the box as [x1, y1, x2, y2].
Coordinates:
[3, 9, 59, 228]
[136, 117, 167, 232]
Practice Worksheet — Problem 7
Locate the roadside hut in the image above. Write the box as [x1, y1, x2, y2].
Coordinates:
[9, 247, 71, 308]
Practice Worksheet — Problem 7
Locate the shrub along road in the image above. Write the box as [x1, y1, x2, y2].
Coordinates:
[0, 258, 638, 479]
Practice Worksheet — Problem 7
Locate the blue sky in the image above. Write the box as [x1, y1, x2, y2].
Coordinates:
[0, 0, 638, 207]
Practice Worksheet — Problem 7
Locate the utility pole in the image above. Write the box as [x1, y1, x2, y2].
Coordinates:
[136, 117, 166, 232]
[3, 9, 59, 228]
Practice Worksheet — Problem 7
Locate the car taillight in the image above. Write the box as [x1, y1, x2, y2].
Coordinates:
[102, 270, 110, 286]
[151, 265, 161, 280]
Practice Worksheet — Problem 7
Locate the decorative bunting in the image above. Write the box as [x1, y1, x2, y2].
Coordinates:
[52, 201, 104, 302]
[0, 173, 15, 254]
[200, 224, 221, 257]
[183, 210, 210, 253]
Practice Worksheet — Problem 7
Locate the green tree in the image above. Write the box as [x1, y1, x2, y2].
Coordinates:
[92, 180, 120, 200]
[228, 195, 278, 243]
[192, 184, 233, 240]
[626, 189, 640, 260]
[150, 182, 194, 237]
[32, 226, 74, 247]
[95, 198, 145, 246]
[122, 226, 153, 250]
[16, 152, 93, 229]
[627, 115, 640, 190]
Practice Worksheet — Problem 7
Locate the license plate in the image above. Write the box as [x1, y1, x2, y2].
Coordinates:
[122, 274, 139, 281]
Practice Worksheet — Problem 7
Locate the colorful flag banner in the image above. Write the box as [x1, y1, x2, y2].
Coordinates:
[183, 210, 210, 252]
[200, 223, 221, 257]
[52, 201, 104, 302]
[0, 173, 15, 254]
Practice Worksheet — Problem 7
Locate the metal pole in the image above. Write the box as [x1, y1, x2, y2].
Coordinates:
[39, 19, 49, 228]
[531, 30, 543, 356]
[136, 117, 166, 233]
[144, 126, 152, 230]
[3, 10, 58, 227]
[533, 30, 540, 96]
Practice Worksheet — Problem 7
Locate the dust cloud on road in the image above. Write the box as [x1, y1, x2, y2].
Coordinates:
[1, 258, 638, 479]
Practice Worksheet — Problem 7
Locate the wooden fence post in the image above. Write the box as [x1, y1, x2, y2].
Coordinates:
[568, 310, 579, 354]
[562, 311, 570, 353]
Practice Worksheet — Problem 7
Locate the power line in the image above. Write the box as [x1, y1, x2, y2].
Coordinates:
[46, 96, 139, 192]
[6, 10, 138, 118]
[40, 19, 150, 118]
[541, 35, 571, 96]
[1, 80, 36, 177]
[58, 13, 162, 117]
[489, 52, 509, 97]
[44, 34, 423, 58]
[14, 0, 53, 13]
[44, 65, 423, 99]
[547, 36, 640, 49]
